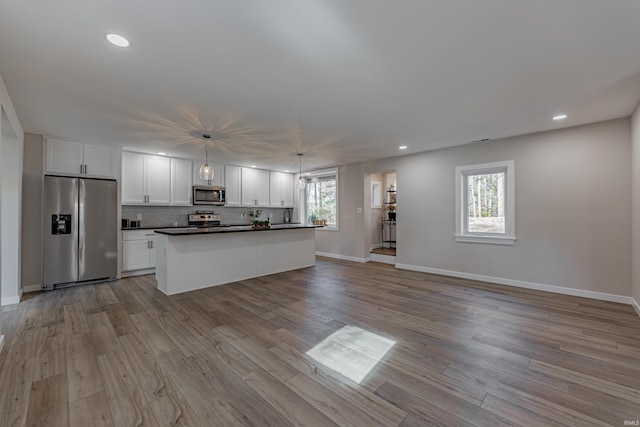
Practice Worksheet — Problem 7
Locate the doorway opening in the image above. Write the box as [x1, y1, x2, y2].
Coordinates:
[364, 171, 396, 264]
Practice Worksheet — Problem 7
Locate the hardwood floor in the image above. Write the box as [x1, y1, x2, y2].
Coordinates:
[1, 257, 639, 426]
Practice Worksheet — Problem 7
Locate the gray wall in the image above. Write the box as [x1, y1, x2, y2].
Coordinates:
[21, 133, 44, 290]
[317, 118, 632, 298]
[632, 104, 640, 306]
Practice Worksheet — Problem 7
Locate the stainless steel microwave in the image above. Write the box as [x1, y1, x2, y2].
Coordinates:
[192, 186, 226, 205]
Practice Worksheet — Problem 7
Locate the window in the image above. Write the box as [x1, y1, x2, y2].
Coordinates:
[305, 169, 338, 230]
[455, 160, 515, 245]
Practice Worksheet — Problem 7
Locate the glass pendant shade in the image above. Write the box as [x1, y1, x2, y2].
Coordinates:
[296, 176, 306, 189]
[296, 153, 306, 189]
[199, 150, 215, 182]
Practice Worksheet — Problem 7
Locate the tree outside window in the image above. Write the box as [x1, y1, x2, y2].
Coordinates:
[305, 172, 337, 228]
[455, 161, 515, 245]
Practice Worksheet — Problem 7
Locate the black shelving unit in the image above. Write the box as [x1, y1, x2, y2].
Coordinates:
[380, 188, 397, 249]
[381, 219, 396, 249]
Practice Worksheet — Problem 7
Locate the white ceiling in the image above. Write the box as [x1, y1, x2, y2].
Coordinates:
[1, 0, 640, 171]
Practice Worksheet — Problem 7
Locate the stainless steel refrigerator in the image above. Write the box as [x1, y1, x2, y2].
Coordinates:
[43, 175, 117, 290]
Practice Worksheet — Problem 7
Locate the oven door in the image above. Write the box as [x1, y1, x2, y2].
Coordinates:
[193, 186, 226, 205]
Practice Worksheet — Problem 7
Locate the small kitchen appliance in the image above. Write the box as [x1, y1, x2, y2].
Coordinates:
[188, 212, 228, 228]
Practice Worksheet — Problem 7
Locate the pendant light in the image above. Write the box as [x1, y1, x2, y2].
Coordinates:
[199, 134, 215, 184]
[296, 153, 306, 189]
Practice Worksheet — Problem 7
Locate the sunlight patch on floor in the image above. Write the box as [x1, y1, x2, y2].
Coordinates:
[306, 325, 395, 384]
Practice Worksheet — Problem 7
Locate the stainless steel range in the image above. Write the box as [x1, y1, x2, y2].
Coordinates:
[188, 212, 228, 228]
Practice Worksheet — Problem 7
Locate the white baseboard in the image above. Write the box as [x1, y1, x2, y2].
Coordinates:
[0, 335, 5, 354]
[632, 297, 640, 317]
[22, 284, 42, 293]
[315, 252, 369, 263]
[395, 263, 634, 306]
[1, 296, 20, 306]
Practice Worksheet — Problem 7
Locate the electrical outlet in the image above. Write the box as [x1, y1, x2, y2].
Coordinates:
[356, 207, 363, 214]
[136, 213, 142, 220]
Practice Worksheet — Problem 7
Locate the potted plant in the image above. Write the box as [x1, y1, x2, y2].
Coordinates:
[386, 205, 396, 221]
[252, 219, 271, 229]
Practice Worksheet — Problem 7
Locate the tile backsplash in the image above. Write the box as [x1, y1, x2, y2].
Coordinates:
[121, 205, 295, 228]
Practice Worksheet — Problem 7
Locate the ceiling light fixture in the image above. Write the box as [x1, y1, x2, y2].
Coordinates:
[398, 145, 408, 150]
[296, 153, 306, 189]
[251, 165, 257, 168]
[106, 33, 130, 48]
[157, 152, 166, 155]
[199, 134, 215, 184]
[553, 114, 567, 121]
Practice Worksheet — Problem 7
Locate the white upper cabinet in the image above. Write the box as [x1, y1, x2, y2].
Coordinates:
[121, 152, 170, 205]
[146, 156, 171, 204]
[192, 161, 224, 187]
[171, 158, 192, 205]
[46, 138, 117, 178]
[269, 172, 294, 207]
[241, 167, 270, 207]
[121, 152, 146, 204]
[225, 165, 241, 206]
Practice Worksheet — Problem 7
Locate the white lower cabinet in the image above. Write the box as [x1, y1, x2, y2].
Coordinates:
[122, 230, 156, 273]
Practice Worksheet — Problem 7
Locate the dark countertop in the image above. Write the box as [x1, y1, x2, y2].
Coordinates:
[154, 223, 320, 236]
[122, 223, 293, 231]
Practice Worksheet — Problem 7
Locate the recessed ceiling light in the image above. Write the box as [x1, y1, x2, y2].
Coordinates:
[285, 170, 290, 172]
[553, 114, 567, 121]
[251, 165, 257, 168]
[157, 152, 166, 155]
[399, 145, 408, 150]
[106, 33, 130, 48]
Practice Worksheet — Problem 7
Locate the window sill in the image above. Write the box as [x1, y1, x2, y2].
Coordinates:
[316, 226, 339, 232]
[454, 235, 516, 245]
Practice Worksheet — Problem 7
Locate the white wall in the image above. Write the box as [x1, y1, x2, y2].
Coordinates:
[21, 133, 44, 291]
[0, 72, 24, 319]
[317, 119, 632, 300]
[1, 129, 22, 304]
[631, 104, 640, 310]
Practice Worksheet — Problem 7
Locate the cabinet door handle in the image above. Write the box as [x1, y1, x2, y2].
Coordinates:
[84, 164, 88, 174]
[80, 164, 84, 174]
[147, 240, 150, 249]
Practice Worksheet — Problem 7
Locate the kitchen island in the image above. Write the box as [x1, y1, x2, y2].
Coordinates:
[154, 224, 320, 295]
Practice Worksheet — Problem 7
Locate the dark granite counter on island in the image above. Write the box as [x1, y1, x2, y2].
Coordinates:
[154, 224, 320, 295]
[155, 223, 320, 235]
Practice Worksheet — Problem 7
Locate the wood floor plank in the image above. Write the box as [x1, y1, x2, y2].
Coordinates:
[285, 372, 394, 427]
[87, 312, 119, 356]
[66, 333, 103, 402]
[0, 356, 36, 427]
[194, 350, 296, 427]
[63, 303, 90, 336]
[25, 373, 69, 427]
[117, 333, 177, 402]
[147, 391, 204, 427]
[243, 369, 339, 427]
[68, 391, 114, 427]
[129, 312, 177, 355]
[33, 324, 66, 381]
[1, 258, 639, 426]
[97, 350, 159, 426]
[157, 349, 250, 426]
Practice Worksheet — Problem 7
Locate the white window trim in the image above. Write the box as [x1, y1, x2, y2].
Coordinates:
[302, 167, 339, 231]
[454, 160, 515, 245]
